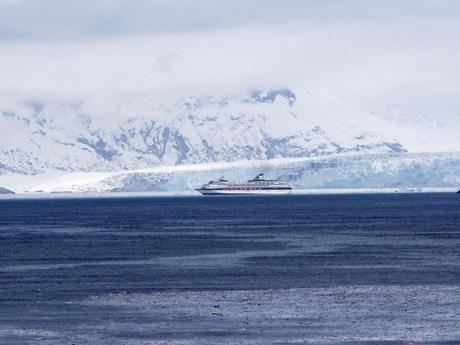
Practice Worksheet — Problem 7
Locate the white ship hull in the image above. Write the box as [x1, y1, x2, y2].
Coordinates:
[196, 188, 292, 195]
[196, 173, 293, 196]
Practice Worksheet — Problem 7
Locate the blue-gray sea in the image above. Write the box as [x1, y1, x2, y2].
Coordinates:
[1, 194, 460, 344]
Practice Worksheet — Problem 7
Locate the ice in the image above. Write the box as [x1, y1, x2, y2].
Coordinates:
[1, 151, 458, 194]
[2, 88, 458, 178]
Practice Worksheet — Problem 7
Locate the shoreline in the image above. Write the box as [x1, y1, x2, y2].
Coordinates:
[0, 187, 457, 200]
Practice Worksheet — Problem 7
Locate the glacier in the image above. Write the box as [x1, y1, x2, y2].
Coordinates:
[0, 152, 459, 194]
[0, 88, 459, 194]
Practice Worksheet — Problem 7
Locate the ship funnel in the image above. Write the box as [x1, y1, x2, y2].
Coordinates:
[253, 173, 264, 181]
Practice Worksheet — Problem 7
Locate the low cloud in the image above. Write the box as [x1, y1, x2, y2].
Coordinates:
[0, 16, 460, 116]
[0, 0, 22, 5]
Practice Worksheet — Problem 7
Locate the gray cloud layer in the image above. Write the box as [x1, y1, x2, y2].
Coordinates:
[0, 0, 459, 119]
[1, 0, 460, 40]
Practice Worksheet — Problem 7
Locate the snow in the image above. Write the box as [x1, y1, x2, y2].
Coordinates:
[2, 88, 453, 176]
[0, 152, 459, 194]
[1, 89, 459, 192]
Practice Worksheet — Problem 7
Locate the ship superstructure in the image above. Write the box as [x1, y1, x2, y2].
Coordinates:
[195, 173, 292, 195]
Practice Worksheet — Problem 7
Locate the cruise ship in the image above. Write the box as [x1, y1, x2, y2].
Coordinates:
[195, 173, 292, 195]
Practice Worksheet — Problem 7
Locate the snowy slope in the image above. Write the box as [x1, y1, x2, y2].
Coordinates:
[0, 89, 410, 175]
[1, 88, 459, 193]
[370, 106, 460, 153]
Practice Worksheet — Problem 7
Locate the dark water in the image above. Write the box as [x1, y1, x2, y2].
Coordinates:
[1, 194, 460, 344]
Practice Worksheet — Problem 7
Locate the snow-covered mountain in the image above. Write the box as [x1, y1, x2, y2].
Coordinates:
[1, 89, 409, 175]
[0, 88, 459, 193]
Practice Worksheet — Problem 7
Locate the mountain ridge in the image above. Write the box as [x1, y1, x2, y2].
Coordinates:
[0, 89, 411, 175]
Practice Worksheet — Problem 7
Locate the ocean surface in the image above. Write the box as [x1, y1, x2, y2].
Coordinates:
[1, 193, 460, 344]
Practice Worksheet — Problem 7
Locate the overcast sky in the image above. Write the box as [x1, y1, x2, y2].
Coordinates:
[1, 0, 460, 40]
[1, 0, 460, 114]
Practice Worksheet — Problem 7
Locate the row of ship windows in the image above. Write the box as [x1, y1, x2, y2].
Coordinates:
[253, 182, 280, 185]
[220, 187, 268, 190]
